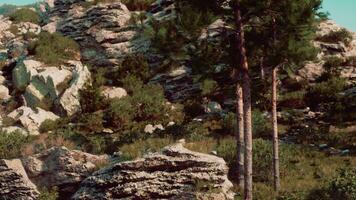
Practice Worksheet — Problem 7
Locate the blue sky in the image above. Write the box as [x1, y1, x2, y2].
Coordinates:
[1, 0, 355, 31]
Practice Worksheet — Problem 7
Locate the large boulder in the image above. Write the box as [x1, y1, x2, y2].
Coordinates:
[0, 159, 39, 200]
[73, 143, 234, 200]
[101, 86, 127, 100]
[22, 146, 108, 197]
[7, 106, 59, 135]
[0, 85, 10, 101]
[59, 61, 91, 116]
[24, 66, 72, 110]
[12, 59, 42, 91]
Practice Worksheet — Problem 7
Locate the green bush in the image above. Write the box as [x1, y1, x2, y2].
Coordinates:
[305, 77, 347, 109]
[28, 32, 80, 65]
[80, 84, 109, 113]
[122, 75, 144, 94]
[111, 55, 152, 83]
[39, 187, 59, 200]
[307, 168, 356, 200]
[0, 131, 30, 159]
[9, 8, 40, 24]
[316, 28, 353, 46]
[252, 110, 272, 138]
[201, 79, 218, 96]
[39, 119, 59, 133]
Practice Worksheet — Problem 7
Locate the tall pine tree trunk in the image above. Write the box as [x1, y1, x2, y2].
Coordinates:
[271, 17, 280, 192]
[272, 67, 280, 192]
[236, 80, 244, 188]
[235, 1, 253, 199]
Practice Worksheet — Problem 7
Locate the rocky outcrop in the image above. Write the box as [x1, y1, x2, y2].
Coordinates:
[59, 61, 91, 116]
[11, 59, 91, 116]
[295, 20, 356, 84]
[7, 106, 59, 135]
[0, 159, 39, 200]
[150, 66, 200, 102]
[46, 0, 149, 67]
[22, 146, 108, 198]
[73, 143, 234, 200]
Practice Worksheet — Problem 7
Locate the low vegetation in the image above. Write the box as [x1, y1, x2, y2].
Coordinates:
[28, 32, 80, 65]
[316, 28, 353, 46]
[9, 8, 40, 24]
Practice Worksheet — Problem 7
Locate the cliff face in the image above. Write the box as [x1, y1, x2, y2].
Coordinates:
[295, 20, 356, 84]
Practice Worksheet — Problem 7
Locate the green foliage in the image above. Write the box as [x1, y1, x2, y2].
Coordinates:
[9, 8, 40, 24]
[308, 168, 356, 200]
[80, 84, 109, 113]
[122, 75, 144, 94]
[28, 32, 80, 65]
[0, 131, 30, 159]
[305, 77, 347, 109]
[201, 79, 218, 96]
[39, 119, 59, 133]
[316, 28, 353, 46]
[77, 112, 105, 134]
[252, 110, 272, 138]
[112, 55, 151, 82]
[279, 90, 307, 109]
[324, 56, 344, 69]
[39, 187, 59, 200]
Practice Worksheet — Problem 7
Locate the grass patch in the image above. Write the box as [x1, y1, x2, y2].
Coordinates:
[9, 8, 40, 24]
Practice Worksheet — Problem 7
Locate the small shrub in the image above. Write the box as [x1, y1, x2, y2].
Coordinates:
[201, 79, 218, 96]
[39, 187, 59, 200]
[122, 75, 144, 94]
[9, 8, 40, 24]
[252, 109, 272, 138]
[324, 56, 344, 70]
[305, 77, 347, 109]
[307, 168, 356, 200]
[28, 32, 80, 65]
[77, 112, 105, 134]
[112, 55, 151, 82]
[316, 28, 353, 46]
[80, 84, 109, 113]
[0, 131, 30, 159]
[279, 90, 306, 109]
[39, 119, 59, 133]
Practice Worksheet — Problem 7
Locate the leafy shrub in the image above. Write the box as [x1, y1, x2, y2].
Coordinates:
[0, 131, 30, 159]
[316, 28, 353, 46]
[112, 55, 151, 82]
[307, 168, 356, 200]
[252, 110, 272, 138]
[201, 79, 218, 96]
[324, 56, 344, 69]
[279, 90, 306, 109]
[39, 119, 59, 133]
[77, 112, 105, 134]
[305, 77, 347, 109]
[39, 187, 59, 200]
[80, 84, 109, 113]
[28, 32, 80, 65]
[122, 75, 144, 94]
[9, 8, 40, 24]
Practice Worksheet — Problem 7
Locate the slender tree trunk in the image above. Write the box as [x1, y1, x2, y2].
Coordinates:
[235, 1, 253, 199]
[236, 80, 244, 188]
[272, 67, 280, 192]
[271, 17, 280, 193]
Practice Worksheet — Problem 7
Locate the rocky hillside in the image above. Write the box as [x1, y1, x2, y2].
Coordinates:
[0, 0, 355, 199]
